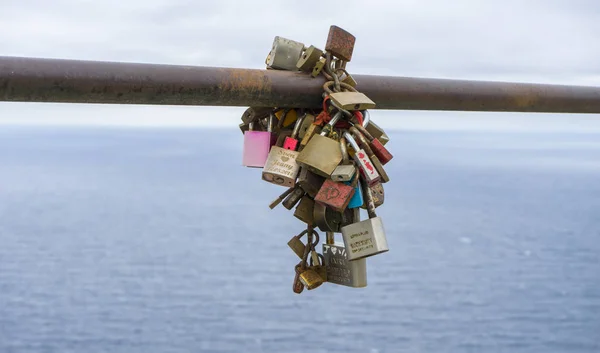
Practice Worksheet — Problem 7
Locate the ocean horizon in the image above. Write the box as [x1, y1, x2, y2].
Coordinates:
[1, 126, 598, 353]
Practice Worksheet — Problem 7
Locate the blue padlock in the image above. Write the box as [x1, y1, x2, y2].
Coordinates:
[345, 174, 363, 209]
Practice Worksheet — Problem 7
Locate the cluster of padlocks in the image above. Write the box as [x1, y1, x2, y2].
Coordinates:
[239, 26, 393, 293]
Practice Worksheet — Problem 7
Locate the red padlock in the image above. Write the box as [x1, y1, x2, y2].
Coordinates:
[314, 178, 356, 213]
[353, 112, 393, 165]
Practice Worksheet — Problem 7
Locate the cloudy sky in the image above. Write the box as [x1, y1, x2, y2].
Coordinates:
[1, 0, 599, 131]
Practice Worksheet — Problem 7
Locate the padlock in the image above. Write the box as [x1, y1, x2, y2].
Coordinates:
[299, 266, 325, 290]
[325, 25, 356, 62]
[329, 91, 376, 111]
[308, 251, 327, 283]
[349, 127, 389, 183]
[299, 123, 321, 151]
[262, 145, 301, 187]
[239, 122, 250, 135]
[269, 186, 295, 209]
[297, 167, 325, 198]
[341, 72, 357, 88]
[323, 232, 367, 288]
[294, 196, 315, 226]
[360, 181, 384, 209]
[242, 115, 277, 168]
[341, 207, 360, 228]
[274, 108, 297, 128]
[297, 45, 324, 72]
[241, 106, 271, 125]
[331, 137, 356, 182]
[293, 263, 305, 294]
[344, 172, 363, 209]
[275, 129, 293, 147]
[314, 178, 355, 213]
[288, 229, 309, 259]
[314, 202, 343, 233]
[341, 177, 389, 261]
[311, 57, 326, 78]
[296, 111, 344, 178]
[288, 228, 319, 259]
[266, 36, 305, 71]
[297, 113, 315, 140]
[362, 112, 389, 146]
[282, 185, 305, 210]
[343, 132, 380, 186]
[370, 182, 384, 207]
[282, 114, 306, 151]
[352, 119, 393, 165]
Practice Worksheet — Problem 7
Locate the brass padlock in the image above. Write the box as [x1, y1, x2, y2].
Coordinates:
[287, 228, 319, 259]
[363, 114, 389, 146]
[297, 113, 315, 140]
[297, 167, 325, 198]
[294, 196, 315, 226]
[311, 57, 326, 78]
[299, 267, 325, 290]
[296, 111, 343, 178]
[308, 251, 327, 283]
[288, 229, 309, 259]
[329, 91, 376, 111]
[299, 123, 321, 150]
[274, 108, 297, 128]
[297, 45, 324, 72]
[341, 73, 357, 88]
[314, 202, 343, 233]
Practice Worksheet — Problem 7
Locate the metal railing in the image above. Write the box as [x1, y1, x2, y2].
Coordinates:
[2, 56, 600, 114]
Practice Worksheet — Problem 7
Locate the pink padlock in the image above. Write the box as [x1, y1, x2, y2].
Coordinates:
[242, 114, 277, 168]
[282, 114, 306, 151]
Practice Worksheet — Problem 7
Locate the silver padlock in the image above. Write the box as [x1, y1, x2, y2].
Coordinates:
[341, 177, 389, 261]
[266, 36, 305, 71]
[323, 231, 367, 288]
[331, 136, 356, 182]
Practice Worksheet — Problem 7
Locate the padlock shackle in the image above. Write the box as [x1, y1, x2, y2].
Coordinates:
[267, 112, 275, 133]
[361, 110, 371, 127]
[319, 111, 343, 136]
[326, 231, 335, 245]
[290, 113, 306, 139]
[339, 136, 349, 164]
[349, 127, 376, 156]
[329, 98, 353, 119]
[352, 123, 376, 142]
[343, 132, 361, 152]
[360, 177, 378, 219]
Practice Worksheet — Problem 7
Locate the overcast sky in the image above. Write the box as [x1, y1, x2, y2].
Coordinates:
[1, 0, 599, 131]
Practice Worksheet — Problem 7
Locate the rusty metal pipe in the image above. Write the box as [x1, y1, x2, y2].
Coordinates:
[2, 56, 600, 113]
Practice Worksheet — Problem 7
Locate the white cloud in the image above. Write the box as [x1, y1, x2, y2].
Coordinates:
[1, 0, 599, 130]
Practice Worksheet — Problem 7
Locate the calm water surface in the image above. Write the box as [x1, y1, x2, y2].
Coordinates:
[0, 127, 599, 352]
